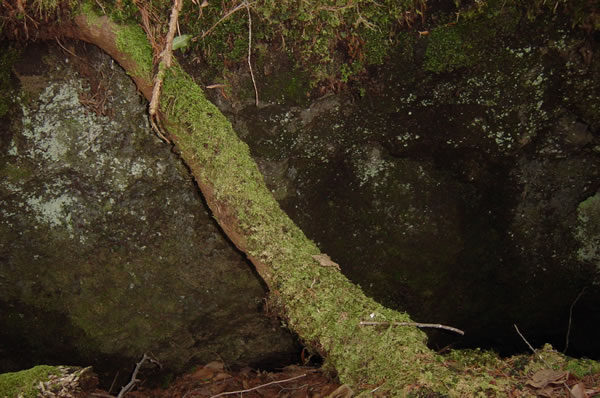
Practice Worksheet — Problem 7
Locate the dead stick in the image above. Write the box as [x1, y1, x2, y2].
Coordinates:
[117, 354, 150, 398]
[245, 1, 259, 106]
[563, 286, 586, 354]
[513, 324, 539, 358]
[148, 0, 183, 143]
[360, 321, 465, 336]
[209, 374, 307, 398]
[108, 370, 119, 395]
[514, 324, 574, 397]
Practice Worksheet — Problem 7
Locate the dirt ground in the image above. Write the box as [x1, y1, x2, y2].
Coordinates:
[105, 362, 346, 398]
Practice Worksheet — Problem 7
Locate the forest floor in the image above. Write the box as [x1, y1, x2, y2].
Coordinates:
[90, 359, 600, 398]
[107, 362, 344, 398]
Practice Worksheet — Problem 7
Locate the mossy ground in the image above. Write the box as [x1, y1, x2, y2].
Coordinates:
[0, 365, 60, 398]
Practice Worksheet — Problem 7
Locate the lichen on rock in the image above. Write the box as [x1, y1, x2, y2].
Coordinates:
[0, 42, 298, 376]
[575, 191, 600, 275]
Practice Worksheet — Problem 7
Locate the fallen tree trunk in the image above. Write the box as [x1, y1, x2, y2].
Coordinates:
[15, 5, 592, 396]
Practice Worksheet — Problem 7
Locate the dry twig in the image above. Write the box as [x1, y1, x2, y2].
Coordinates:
[148, 0, 184, 143]
[514, 324, 540, 361]
[208, 373, 307, 398]
[360, 321, 465, 335]
[117, 353, 160, 398]
[199, 1, 256, 39]
[514, 324, 574, 397]
[564, 286, 586, 354]
[245, 1, 259, 106]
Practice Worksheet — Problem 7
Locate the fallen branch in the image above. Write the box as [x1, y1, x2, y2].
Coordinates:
[209, 373, 307, 398]
[360, 321, 465, 336]
[117, 353, 160, 398]
[148, 0, 183, 143]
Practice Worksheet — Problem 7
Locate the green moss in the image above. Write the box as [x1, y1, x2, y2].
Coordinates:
[180, 0, 428, 86]
[78, 1, 103, 26]
[424, 25, 476, 73]
[260, 66, 311, 106]
[362, 28, 390, 67]
[0, 365, 61, 398]
[187, 7, 248, 71]
[114, 24, 153, 80]
[566, 358, 600, 378]
[106, 0, 144, 23]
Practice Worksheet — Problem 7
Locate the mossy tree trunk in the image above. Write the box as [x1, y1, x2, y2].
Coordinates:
[16, 6, 583, 396]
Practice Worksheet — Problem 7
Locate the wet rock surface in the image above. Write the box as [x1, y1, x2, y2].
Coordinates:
[0, 42, 298, 379]
[202, 14, 600, 357]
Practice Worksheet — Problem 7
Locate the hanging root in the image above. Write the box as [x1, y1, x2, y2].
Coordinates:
[148, 0, 184, 143]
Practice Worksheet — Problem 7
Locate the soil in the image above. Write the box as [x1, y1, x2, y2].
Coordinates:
[103, 363, 342, 398]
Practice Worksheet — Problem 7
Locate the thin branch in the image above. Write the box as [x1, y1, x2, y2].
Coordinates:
[360, 321, 464, 336]
[108, 371, 119, 395]
[208, 373, 307, 398]
[563, 287, 586, 354]
[117, 354, 153, 398]
[55, 38, 79, 58]
[200, 1, 256, 39]
[514, 324, 573, 396]
[148, 0, 184, 143]
[514, 324, 541, 361]
[245, 1, 259, 106]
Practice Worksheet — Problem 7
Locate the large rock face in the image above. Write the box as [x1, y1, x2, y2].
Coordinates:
[0, 42, 298, 377]
[199, 10, 600, 358]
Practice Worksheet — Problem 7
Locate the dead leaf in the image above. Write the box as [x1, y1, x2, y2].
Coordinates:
[204, 361, 225, 371]
[571, 383, 588, 398]
[213, 372, 232, 381]
[326, 384, 354, 398]
[191, 366, 215, 380]
[537, 385, 559, 397]
[312, 254, 341, 271]
[527, 369, 569, 389]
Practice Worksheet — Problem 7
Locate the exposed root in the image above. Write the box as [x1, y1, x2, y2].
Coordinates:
[148, 0, 184, 143]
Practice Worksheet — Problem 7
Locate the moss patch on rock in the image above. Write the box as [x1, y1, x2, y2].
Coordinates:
[0, 365, 60, 398]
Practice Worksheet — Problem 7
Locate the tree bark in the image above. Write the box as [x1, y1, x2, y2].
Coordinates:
[23, 8, 580, 396]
